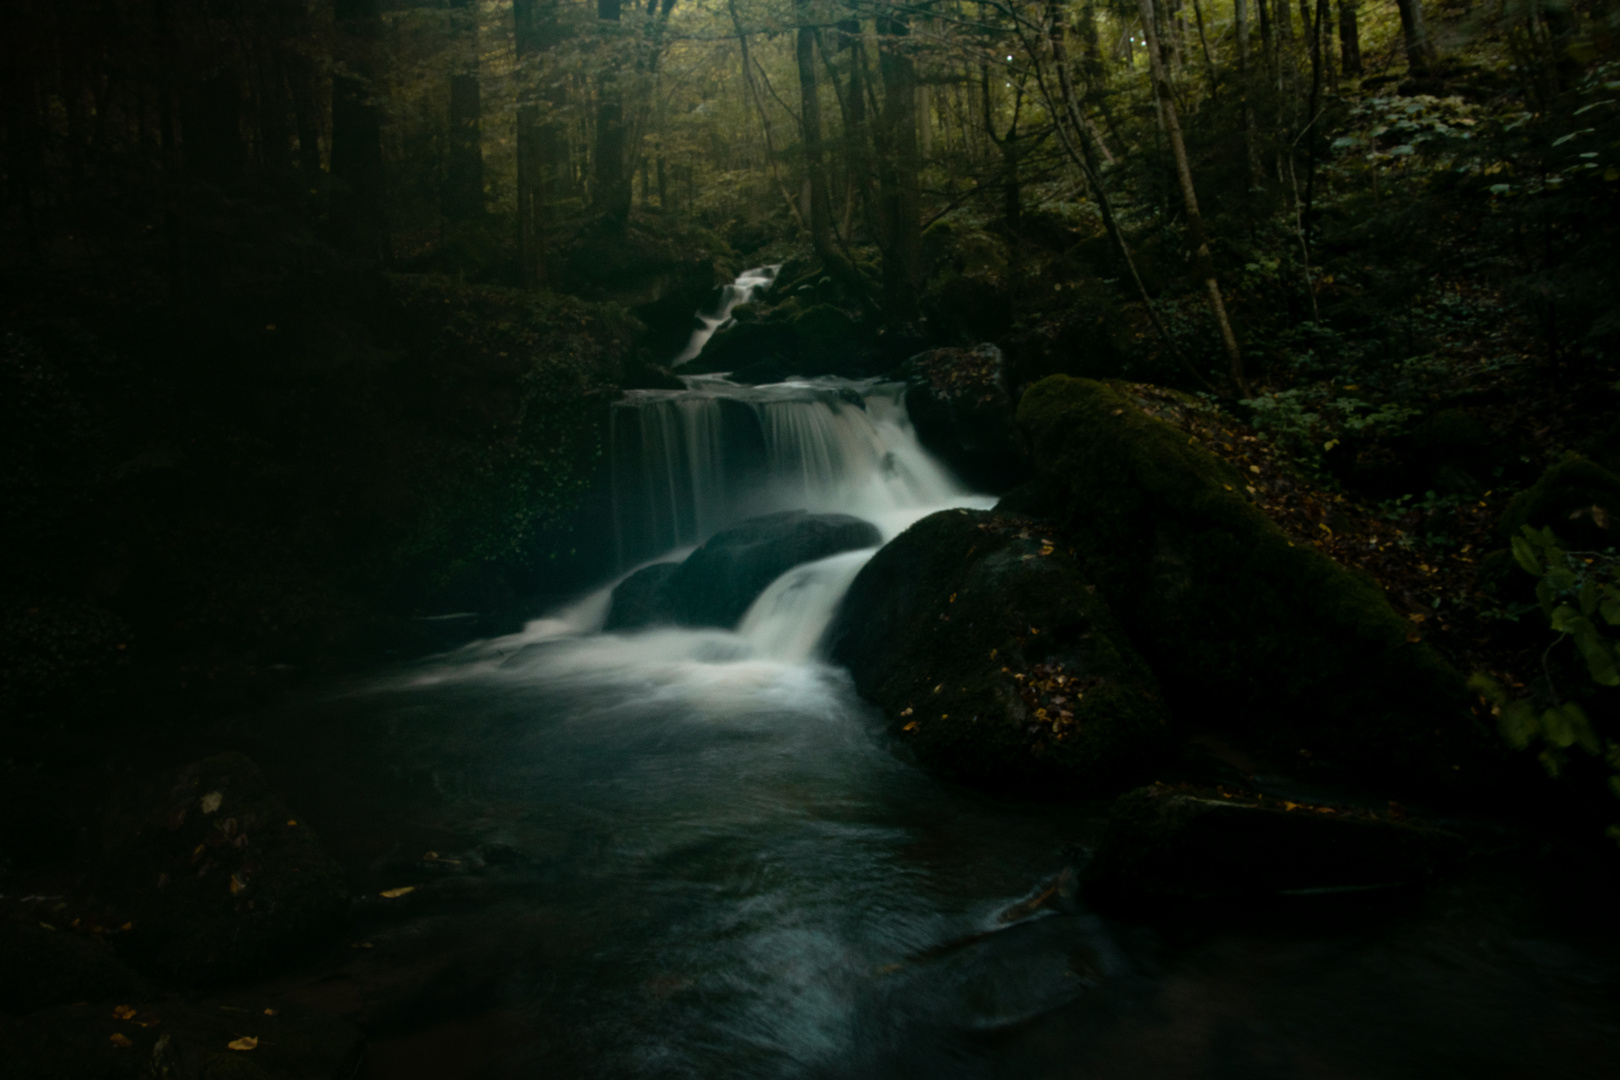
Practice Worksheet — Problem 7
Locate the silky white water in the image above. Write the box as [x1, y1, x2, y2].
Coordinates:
[672, 264, 781, 363]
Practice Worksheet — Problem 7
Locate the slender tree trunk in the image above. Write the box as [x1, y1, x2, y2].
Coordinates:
[1338, 0, 1363, 77]
[1235, 0, 1263, 190]
[593, 0, 631, 221]
[331, 0, 386, 260]
[1192, 0, 1220, 100]
[514, 0, 545, 284]
[444, 0, 483, 222]
[793, 0, 872, 312]
[1048, 0, 1115, 165]
[729, 0, 805, 230]
[1137, 0, 1248, 394]
[875, 13, 921, 323]
[1394, 0, 1436, 77]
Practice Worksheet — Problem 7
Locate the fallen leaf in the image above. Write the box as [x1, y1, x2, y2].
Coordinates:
[263, 1008, 278, 1016]
[229, 874, 248, 896]
[113, 1005, 136, 1020]
[902, 721, 919, 732]
[379, 886, 416, 899]
[200, 792, 223, 815]
[110, 1033, 133, 1048]
[227, 1036, 259, 1051]
[286, 820, 297, 826]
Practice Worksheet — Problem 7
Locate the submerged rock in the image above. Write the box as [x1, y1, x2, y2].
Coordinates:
[0, 998, 362, 1080]
[1082, 782, 1461, 908]
[98, 753, 349, 988]
[827, 508, 1168, 789]
[607, 511, 882, 630]
[1015, 376, 1497, 793]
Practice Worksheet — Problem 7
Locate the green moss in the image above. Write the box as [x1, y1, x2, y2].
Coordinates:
[1016, 376, 1495, 791]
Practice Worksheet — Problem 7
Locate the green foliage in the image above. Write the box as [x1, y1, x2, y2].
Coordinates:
[1472, 524, 1620, 841]
[1240, 387, 1419, 479]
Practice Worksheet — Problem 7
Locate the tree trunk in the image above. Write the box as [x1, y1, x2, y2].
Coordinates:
[514, 0, 545, 285]
[1338, 0, 1363, 77]
[1394, 0, 1436, 77]
[1235, 0, 1263, 190]
[1050, 0, 1116, 164]
[1137, 0, 1248, 394]
[444, 0, 483, 221]
[593, 0, 632, 222]
[729, 0, 806, 230]
[331, 0, 387, 260]
[793, 0, 872, 312]
[1275, 0, 1293, 43]
[876, 11, 921, 324]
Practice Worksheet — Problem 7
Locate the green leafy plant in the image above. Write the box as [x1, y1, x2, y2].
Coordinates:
[1470, 524, 1620, 843]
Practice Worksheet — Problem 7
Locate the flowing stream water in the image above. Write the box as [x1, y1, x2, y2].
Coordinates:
[241, 271, 1619, 1080]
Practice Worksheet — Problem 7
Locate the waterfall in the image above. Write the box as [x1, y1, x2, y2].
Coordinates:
[672, 264, 781, 364]
[611, 376, 976, 568]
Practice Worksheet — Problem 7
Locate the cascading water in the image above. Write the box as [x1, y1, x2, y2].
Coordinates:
[251, 268, 1614, 1080]
[672, 263, 781, 364]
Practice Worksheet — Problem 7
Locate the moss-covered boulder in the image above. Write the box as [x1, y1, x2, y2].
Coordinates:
[0, 998, 362, 1080]
[827, 509, 1169, 790]
[1497, 454, 1620, 554]
[99, 754, 349, 987]
[682, 318, 797, 375]
[603, 562, 680, 632]
[1015, 376, 1496, 791]
[903, 345, 1029, 493]
[1083, 783, 1461, 909]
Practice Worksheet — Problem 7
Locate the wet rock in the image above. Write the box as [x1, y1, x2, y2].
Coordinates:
[827, 508, 1168, 790]
[98, 754, 349, 988]
[615, 511, 882, 630]
[903, 344, 1029, 493]
[1016, 376, 1496, 793]
[681, 319, 795, 375]
[0, 922, 153, 1017]
[1082, 783, 1462, 909]
[0, 998, 362, 1080]
[603, 563, 680, 632]
[1496, 454, 1620, 554]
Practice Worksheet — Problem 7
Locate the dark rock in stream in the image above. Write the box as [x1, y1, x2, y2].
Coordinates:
[0, 922, 154, 1016]
[0, 998, 363, 1080]
[1082, 782, 1463, 910]
[904, 344, 1029, 493]
[607, 511, 882, 630]
[96, 753, 350, 988]
[827, 508, 1169, 790]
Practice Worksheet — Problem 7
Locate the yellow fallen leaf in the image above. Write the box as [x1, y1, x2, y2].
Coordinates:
[113, 1005, 136, 1020]
[286, 820, 297, 826]
[227, 1036, 259, 1051]
[110, 1033, 133, 1048]
[1250, 465, 1261, 473]
[379, 886, 416, 899]
[902, 721, 919, 732]
[264, 1008, 278, 1016]
[229, 874, 248, 896]
[200, 792, 223, 815]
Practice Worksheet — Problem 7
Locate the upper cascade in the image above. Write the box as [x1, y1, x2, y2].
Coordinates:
[672, 264, 780, 365]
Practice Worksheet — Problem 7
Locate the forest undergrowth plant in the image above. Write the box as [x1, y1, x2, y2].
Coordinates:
[1470, 525, 1620, 843]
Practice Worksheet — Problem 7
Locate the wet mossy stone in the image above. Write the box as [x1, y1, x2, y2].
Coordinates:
[827, 508, 1169, 791]
[99, 754, 349, 988]
[0, 922, 153, 1016]
[791, 304, 865, 376]
[666, 511, 881, 628]
[682, 318, 796, 375]
[604, 562, 680, 631]
[1082, 783, 1462, 910]
[0, 998, 362, 1080]
[1497, 454, 1620, 554]
[618, 512, 882, 630]
[1015, 376, 1495, 793]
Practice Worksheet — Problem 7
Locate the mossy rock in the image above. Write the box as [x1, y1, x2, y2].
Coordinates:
[827, 509, 1169, 791]
[682, 319, 796, 374]
[0, 998, 362, 1080]
[790, 304, 865, 376]
[99, 754, 349, 988]
[1497, 454, 1620, 554]
[1015, 376, 1496, 792]
[0, 922, 153, 1017]
[603, 562, 679, 632]
[1082, 783, 1462, 909]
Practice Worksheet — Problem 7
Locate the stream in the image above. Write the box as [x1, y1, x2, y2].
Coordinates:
[234, 271, 1618, 1079]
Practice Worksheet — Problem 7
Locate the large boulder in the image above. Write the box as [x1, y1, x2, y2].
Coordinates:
[607, 511, 882, 630]
[98, 754, 349, 987]
[1015, 377, 1497, 793]
[1082, 782, 1461, 909]
[903, 344, 1029, 493]
[827, 509, 1168, 789]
